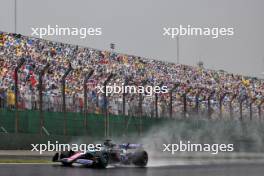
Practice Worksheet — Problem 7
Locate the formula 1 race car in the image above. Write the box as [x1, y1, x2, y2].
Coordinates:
[52, 140, 148, 168]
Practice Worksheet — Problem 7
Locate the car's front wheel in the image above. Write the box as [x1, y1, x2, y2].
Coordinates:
[60, 150, 75, 166]
[96, 153, 109, 168]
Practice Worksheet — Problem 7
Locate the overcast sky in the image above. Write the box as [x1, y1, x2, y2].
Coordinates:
[0, 0, 263, 77]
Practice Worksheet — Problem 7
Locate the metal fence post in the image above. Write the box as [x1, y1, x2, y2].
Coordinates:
[138, 93, 144, 118]
[258, 99, 264, 120]
[84, 70, 94, 129]
[195, 88, 203, 115]
[183, 94, 187, 118]
[138, 80, 148, 117]
[249, 98, 256, 120]
[137, 93, 142, 136]
[38, 63, 50, 135]
[219, 92, 228, 119]
[103, 73, 114, 138]
[229, 94, 237, 119]
[239, 101, 242, 121]
[169, 83, 179, 118]
[122, 83, 126, 116]
[14, 58, 25, 133]
[169, 91, 173, 118]
[207, 90, 215, 119]
[137, 79, 148, 136]
[239, 97, 247, 121]
[182, 87, 191, 118]
[61, 63, 72, 135]
[122, 77, 131, 116]
[155, 82, 163, 118]
[155, 93, 158, 118]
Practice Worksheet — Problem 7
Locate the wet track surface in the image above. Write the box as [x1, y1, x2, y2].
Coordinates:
[1, 163, 264, 176]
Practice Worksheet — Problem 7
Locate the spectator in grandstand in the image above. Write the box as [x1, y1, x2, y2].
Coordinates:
[6, 89, 15, 109]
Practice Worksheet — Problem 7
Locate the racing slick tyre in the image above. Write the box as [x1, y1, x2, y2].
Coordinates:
[96, 153, 109, 168]
[132, 151, 148, 167]
[60, 150, 75, 166]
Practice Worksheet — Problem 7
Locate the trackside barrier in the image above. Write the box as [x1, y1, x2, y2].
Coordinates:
[0, 110, 162, 137]
[1, 120, 264, 151]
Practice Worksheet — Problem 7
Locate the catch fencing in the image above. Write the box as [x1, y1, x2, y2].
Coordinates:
[0, 58, 264, 136]
[0, 109, 162, 137]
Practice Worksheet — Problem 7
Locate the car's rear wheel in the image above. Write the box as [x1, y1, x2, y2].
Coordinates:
[52, 152, 59, 162]
[132, 151, 148, 167]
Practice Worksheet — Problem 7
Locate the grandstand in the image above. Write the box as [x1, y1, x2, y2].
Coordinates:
[0, 31, 263, 121]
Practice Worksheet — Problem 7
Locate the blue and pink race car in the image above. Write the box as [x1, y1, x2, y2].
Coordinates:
[52, 140, 148, 168]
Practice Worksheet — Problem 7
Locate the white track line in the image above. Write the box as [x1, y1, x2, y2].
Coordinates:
[0, 163, 53, 165]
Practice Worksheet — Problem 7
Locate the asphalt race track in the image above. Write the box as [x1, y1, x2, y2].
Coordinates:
[1, 163, 264, 176]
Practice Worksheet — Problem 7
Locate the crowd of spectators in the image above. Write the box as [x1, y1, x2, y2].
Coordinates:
[0, 31, 263, 119]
